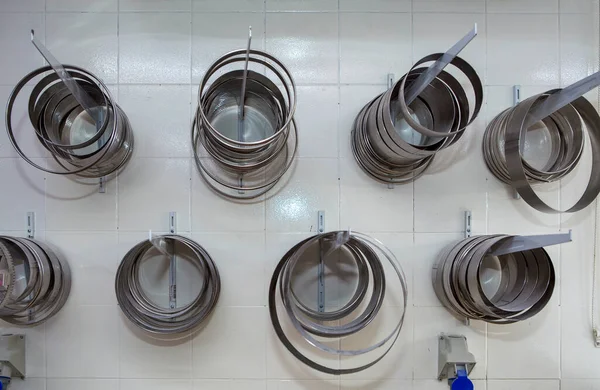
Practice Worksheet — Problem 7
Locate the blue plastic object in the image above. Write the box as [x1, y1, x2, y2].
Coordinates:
[451, 369, 473, 390]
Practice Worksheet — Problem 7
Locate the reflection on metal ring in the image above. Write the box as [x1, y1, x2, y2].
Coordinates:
[432, 235, 555, 324]
[192, 49, 298, 199]
[0, 236, 71, 326]
[115, 235, 220, 335]
[6, 65, 134, 178]
[351, 54, 483, 184]
[483, 90, 600, 213]
[269, 231, 408, 374]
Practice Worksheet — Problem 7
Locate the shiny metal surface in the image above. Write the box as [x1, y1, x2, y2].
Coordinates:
[483, 88, 600, 213]
[0, 235, 71, 326]
[432, 235, 555, 324]
[115, 234, 220, 335]
[268, 231, 408, 375]
[192, 48, 298, 199]
[5, 65, 134, 178]
[351, 53, 483, 184]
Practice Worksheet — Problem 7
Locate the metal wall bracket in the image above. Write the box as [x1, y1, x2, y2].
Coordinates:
[512, 85, 521, 200]
[438, 334, 476, 383]
[489, 230, 572, 257]
[99, 177, 106, 193]
[387, 73, 395, 190]
[26, 212, 34, 239]
[464, 211, 472, 239]
[168, 212, 177, 309]
[0, 334, 26, 387]
[594, 328, 600, 348]
[317, 210, 325, 313]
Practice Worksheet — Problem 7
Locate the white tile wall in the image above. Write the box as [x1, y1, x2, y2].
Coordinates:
[0, 0, 598, 389]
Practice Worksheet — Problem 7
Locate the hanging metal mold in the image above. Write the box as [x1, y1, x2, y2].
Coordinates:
[351, 25, 483, 185]
[192, 27, 298, 199]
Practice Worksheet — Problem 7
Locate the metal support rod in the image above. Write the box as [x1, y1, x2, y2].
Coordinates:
[464, 211, 472, 239]
[489, 230, 572, 257]
[168, 212, 177, 310]
[237, 26, 252, 194]
[404, 24, 477, 106]
[512, 85, 521, 200]
[26, 212, 34, 239]
[387, 73, 396, 190]
[30, 30, 102, 127]
[528, 70, 600, 125]
[317, 211, 325, 313]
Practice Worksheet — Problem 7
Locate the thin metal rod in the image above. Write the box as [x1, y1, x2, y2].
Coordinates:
[30, 29, 102, 126]
[168, 212, 177, 309]
[489, 230, 572, 257]
[528, 71, 600, 124]
[513, 85, 521, 200]
[317, 211, 325, 313]
[404, 24, 478, 106]
[239, 26, 252, 129]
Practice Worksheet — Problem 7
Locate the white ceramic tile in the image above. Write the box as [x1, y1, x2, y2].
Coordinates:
[120, 320, 193, 379]
[46, 304, 120, 378]
[191, 173, 265, 232]
[340, 306, 414, 379]
[266, 13, 338, 84]
[193, 307, 266, 378]
[0, 322, 46, 377]
[295, 86, 339, 158]
[340, 13, 412, 84]
[45, 232, 119, 306]
[339, 85, 387, 159]
[118, 158, 191, 232]
[267, 0, 338, 12]
[268, 380, 340, 390]
[47, 379, 119, 390]
[193, 0, 264, 12]
[487, 0, 559, 13]
[0, 13, 45, 86]
[487, 14, 559, 86]
[121, 380, 192, 390]
[412, 233, 463, 307]
[488, 305, 560, 379]
[120, 0, 191, 11]
[339, 0, 411, 12]
[413, 0, 485, 13]
[341, 380, 412, 390]
[193, 380, 267, 390]
[0, 159, 45, 231]
[487, 194, 561, 235]
[192, 232, 265, 306]
[562, 380, 600, 390]
[561, 301, 600, 379]
[560, 13, 597, 86]
[46, 0, 117, 11]
[413, 13, 486, 81]
[487, 380, 559, 390]
[192, 13, 265, 84]
[560, 0, 598, 13]
[10, 378, 46, 390]
[0, 0, 44, 12]
[119, 13, 191, 84]
[46, 174, 117, 231]
[46, 13, 118, 84]
[339, 158, 413, 232]
[413, 307, 486, 379]
[266, 158, 339, 232]
[119, 85, 191, 157]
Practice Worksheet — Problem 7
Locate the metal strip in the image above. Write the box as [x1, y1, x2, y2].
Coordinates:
[169, 212, 177, 309]
[488, 230, 572, 257]
[317, 211, 325, 313]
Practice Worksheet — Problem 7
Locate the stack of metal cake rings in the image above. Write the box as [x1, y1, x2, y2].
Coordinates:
[352, 54, 483, 184]
[0, 236, 71, 326]
[192, 48, 298, 199]
[5, 65, 134, 178]
[115, 235, 221, 335]
[432, 235, 555, 324]
[269, 231, 407, 374]
[483, 89, 600, 213]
